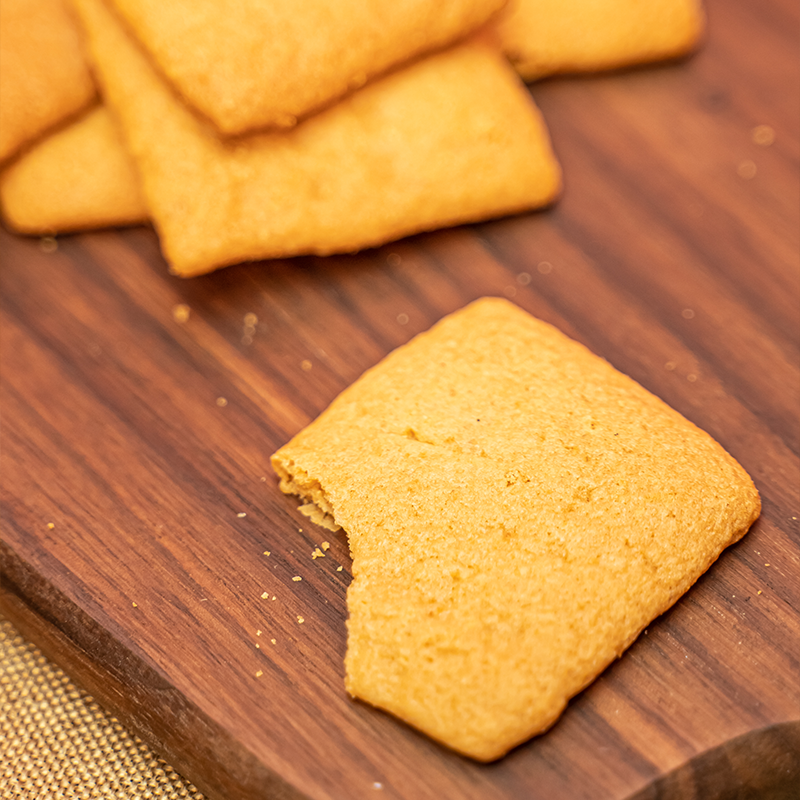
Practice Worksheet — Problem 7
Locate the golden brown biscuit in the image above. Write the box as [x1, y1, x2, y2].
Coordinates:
[0, 0, 96, 163]
[272, 297, 760, 761]
[74, 0, 561, 277]
[496, 0, 704, 81]
[1, 105, 147, 234]
[108, 0, 508, 135]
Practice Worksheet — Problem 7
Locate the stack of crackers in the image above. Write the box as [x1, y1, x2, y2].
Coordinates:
[0, 0, 704, 277]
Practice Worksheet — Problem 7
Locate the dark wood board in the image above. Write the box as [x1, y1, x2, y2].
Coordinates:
[1, 0, 798, 797]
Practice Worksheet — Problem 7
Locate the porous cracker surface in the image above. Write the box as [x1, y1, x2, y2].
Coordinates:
[272, 297, 760, 761]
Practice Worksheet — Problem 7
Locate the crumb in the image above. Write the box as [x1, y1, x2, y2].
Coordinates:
[757, 590, 763, 595]
[255, 643, 260, 649]
[216, 397, 228, 407]
[172, 304, 190, 323]
[132, 602, 138, 608]
[263, 550, 271, 556]
[260, 476, 267, 482]
[272, 595, 276, 600]
[373, 783, 383, 791]
[46, 522, 55, 529]
[336, 566, 343, 572]
[297, 616, 305, 624]
[271, 638, 276, 644]
[321, 542, 330, 551]
[765, 563, 770, 567]
[301, 359, 313, 371]
[256, 630, 261, 636]
[752, 125, 775, 146]
[292, 576, 302, 582]
[737, 160, 757, 179]
[237, 512, 247, 518]
[312, 548, 325, 559]
[261, 591, 269, 599]
[242, 312, 258, 345]
[255, 670, 263, 678]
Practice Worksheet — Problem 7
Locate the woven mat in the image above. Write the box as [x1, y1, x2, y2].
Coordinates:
[0, 614, 204, 799]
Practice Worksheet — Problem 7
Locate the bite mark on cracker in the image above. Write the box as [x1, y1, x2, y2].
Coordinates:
[271, 297, 760, 761]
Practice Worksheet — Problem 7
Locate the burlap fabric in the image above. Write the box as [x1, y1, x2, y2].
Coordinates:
[0, 614, 204, 799]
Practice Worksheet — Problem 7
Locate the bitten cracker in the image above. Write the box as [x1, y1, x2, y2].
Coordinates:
[108, 0, 507, 135]
[271, 297, 760, 761]
[495, 0, 704, 81]
[0, 0, 96, 163]
[74, 0, 561, 277]
[1, 106, 147, 234]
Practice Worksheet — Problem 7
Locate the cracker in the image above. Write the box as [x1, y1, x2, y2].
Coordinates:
[1, 105, 147, 234]
[0, 0, 96, 163]
[108, 0, 507, 135]
[74, 0, 561, 277]
[271, 297, 760, 761]
[495, 0, 705, 81]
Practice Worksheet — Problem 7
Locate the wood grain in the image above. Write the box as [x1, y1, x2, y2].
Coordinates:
[1, 0, 798, 797]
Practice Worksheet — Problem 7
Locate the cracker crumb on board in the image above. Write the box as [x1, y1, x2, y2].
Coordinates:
[752, 124, 775, 146]
[172, 303, 190, 323]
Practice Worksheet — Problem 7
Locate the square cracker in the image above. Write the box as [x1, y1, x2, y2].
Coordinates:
[495, 0, 704, 81]
[108, 0, 507, 135]
[271, 297, 760, 761]
[74, 0, 561, 277]
[1, 105, 147, 234]
[0, 0, 96, 163]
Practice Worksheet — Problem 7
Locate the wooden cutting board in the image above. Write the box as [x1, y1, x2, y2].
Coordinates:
[1, 0, 798, 797]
